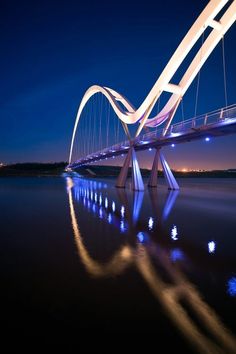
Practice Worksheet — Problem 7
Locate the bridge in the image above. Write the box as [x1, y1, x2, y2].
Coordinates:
[67, 0, 236, 191]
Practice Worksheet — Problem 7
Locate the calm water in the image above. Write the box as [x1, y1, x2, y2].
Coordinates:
[0, 176, 236, 352]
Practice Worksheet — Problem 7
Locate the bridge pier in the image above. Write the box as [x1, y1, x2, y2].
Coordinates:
[148, 148, 179, 190]
[116, 147, 144, 191]
[148, 148, 160, 187]
[116, 148, 132, 188]
[160, 152, 179, 190]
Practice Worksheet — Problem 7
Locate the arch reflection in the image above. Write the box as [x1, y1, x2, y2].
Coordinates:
[67, 177, 236, 354]
[67, 178, 133, 277]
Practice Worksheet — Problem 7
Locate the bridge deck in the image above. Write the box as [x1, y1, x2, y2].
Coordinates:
[69, 104, 236, 168]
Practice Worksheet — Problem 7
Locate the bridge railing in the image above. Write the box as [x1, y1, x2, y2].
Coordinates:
[71, 104, 236, 167]
[139, 103, 236, 142]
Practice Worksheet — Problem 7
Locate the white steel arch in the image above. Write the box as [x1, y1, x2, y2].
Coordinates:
[69, 0, 236, 164]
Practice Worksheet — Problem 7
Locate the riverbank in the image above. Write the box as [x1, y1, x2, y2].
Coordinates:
[0, 163, 236, 178]
[0, 163, 67, 177]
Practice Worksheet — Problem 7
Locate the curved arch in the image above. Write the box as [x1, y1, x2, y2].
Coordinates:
[69, 0, 236, 163]
[69, 85, 135, 164]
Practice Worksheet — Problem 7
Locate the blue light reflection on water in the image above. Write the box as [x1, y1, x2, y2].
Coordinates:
[70, 176, 236, 304]
[148, 217, 154, 230]
[108, 213, 112, 224]
[171, 225, 178, 241]
[170, 248, 185, 262]
[121, 206, 125, 218]
[105, 197, 108, 209]
[99, 195, 102, 206]
[227, 277, 236, 297]
[208, 241, 216, 254]
[120, 220, 126, 233]
[137, 232, 149, 244]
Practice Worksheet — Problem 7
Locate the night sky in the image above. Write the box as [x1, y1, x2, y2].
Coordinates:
[1, 0, 236, 170]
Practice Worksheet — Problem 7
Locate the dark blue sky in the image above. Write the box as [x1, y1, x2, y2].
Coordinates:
[1, 0, 236, 169]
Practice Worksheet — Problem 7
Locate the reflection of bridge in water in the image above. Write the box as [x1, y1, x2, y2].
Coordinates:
[67, 176, 236, 354]
[68, 0, 236, 191]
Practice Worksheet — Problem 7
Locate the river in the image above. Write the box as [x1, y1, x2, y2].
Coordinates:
[0, 176, 236, 353]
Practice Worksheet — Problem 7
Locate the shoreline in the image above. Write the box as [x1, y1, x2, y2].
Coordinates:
[0, 163, 236, 178]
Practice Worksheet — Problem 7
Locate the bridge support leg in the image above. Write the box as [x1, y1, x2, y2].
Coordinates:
[148, 148, 160, 187]
[160, 152, 179, 190]
[116, 147, 144, 191]
[116, 147, 132, 188]
[131, 148, 144, 191]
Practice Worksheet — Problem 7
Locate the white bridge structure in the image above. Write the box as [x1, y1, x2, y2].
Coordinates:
[68, 0, 236, 191]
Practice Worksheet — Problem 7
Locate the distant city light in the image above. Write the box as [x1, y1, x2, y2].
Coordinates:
[171, 143, 175, 147]
[205, 137, 210, 142]
[112, 201, 116, 212]
[171, 225, 178, 240]
[149, 148, 152, 151]
[227, 277, 236, 296]
[208, 241, 216, 253]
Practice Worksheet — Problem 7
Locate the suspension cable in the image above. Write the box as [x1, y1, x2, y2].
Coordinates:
[88, 96, 92, 155]
[99, 94, 103, 151]
[86, 103, 90, 155]
[106, 100, 110, 148]
[83, 105, 86, 156]
[181, 97, 184, 121]
[116, 116, 120, 144]
[155, 94, 161, 134]
[113, 110, 116, 146]
[222, 35, 228, 108]
[92, 95, 96, 154]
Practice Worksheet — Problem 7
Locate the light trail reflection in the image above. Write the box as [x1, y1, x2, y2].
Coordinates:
[68, 180, 133, 277]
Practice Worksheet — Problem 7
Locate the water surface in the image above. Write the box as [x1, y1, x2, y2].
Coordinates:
[0, 176, 236, 352]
